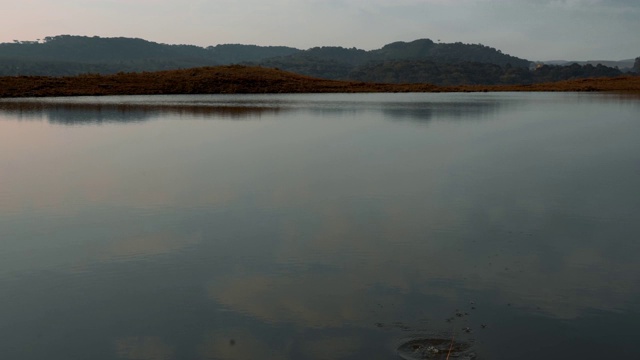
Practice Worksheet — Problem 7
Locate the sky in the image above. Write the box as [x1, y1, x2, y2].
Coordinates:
[2, 0, 639, 61]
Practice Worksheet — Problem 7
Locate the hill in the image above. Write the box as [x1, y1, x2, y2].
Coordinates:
[371, 39, 530, 67]
[1, 36, 530, 80]
[0, 35, 299, 76]
[255, 39, 532, 81]
[252, 39, 631, 85]
[1, 36, 635, 86]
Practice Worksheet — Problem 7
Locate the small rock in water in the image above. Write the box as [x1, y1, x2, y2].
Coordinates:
[397, 338, 474, 360]
[426, 346, 439, 354]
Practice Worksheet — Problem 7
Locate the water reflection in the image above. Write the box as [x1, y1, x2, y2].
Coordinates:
[382, 100, 503, 122]
[0, 93, 513, 125]
[0, 93, 639, 360]
[0, 101, 283, 123]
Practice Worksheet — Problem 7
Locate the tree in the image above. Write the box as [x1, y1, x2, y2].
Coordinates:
[634, 57, 640, 73]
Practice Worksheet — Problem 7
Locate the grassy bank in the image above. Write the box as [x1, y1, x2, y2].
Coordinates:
[1, 65, 639, 98]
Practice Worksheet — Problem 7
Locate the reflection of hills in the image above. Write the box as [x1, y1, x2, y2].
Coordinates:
[0, 96, 508, 125]
[0, 101, 284, 124]
[300, 99, 507, 122]
[381, 100, 503, 122]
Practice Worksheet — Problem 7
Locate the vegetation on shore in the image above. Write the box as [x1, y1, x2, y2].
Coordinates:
[0, 65, 639, 98]
[0, 66, 438, 97]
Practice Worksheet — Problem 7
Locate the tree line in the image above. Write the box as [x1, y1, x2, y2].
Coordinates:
[348, 61, 624, 86]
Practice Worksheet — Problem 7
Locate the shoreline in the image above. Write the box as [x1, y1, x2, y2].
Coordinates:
[1, 65, 639, 98]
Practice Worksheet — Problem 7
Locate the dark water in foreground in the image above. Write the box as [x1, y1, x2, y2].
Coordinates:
[0, 93, 639, 360]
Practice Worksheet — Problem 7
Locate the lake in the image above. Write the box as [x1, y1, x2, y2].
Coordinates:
[0, 93, 639, 360]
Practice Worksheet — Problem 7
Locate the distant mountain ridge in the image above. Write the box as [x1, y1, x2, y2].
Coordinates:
[254, 39, 532, 81]
[0, 35, 635, 85]
[0, 36, 528, 76]
[0, 35, 299, 76]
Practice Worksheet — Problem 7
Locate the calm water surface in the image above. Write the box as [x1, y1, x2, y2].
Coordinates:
[0, 93, 639, 360]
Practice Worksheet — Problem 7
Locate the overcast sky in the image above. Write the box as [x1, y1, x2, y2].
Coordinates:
[2, 0, 639, 61]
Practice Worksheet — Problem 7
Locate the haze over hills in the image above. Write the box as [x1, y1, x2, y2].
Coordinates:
[0, 35, 637, 86]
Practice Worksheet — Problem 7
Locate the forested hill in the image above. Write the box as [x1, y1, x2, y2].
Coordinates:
[374, 39, 530, 67]
[0, 35, 633, 85]
[0, 36, 528, 77]
[254, 40, 634, 85]
[0, 35, 299, 76]
[255, 39, 532, 79]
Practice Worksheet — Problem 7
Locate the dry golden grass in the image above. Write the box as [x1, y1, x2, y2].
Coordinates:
[0, 65, 639, 97]
[443, 76, 640, 93]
